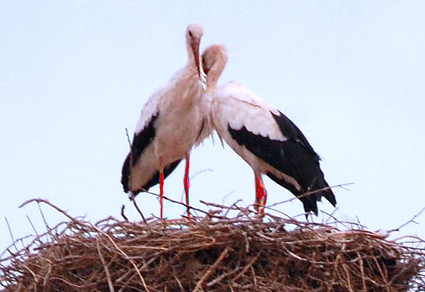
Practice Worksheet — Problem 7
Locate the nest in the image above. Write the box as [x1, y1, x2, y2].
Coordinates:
[1, 199, 425, 292]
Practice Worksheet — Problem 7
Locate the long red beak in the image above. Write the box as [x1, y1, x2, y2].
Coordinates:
[191, 40, 201, 78]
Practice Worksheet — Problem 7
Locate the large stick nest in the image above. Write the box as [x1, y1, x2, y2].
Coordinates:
[1, 199, 424, 292]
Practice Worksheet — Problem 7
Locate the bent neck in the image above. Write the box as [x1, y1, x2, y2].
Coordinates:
[206, 55, 227, 94]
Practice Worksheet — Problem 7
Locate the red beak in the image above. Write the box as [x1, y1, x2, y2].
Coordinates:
[191, 39, 201, 78]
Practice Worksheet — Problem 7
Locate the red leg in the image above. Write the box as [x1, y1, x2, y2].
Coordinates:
[184, 154, 190, 218]
[159, 170, 164, 219]
[254, 174, 267, 214]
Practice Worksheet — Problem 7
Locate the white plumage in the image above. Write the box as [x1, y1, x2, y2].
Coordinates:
[213, 83, 286, 141]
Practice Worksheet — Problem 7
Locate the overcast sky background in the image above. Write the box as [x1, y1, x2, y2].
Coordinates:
[1, 1, 425, 254]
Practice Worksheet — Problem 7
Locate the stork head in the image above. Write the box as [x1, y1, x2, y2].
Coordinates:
[186, 23, 204, 79]
[201, 44, 228, 92]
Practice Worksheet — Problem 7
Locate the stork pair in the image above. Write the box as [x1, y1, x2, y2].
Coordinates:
[121, 23, 336, 218]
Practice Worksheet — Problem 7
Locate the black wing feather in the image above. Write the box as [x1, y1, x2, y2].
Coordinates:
[227, 111, 336, 215]
[121, 113, 159, 193]
[131, 113, 159, 166]
[272, 111, 319, 159]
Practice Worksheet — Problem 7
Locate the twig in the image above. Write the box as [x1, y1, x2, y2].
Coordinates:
[19, 198, 77, 222]
[181, 168, 214, 203]
[4, 217, 17, 253]
[323, 207, 339, 224]
[200, 200, 240, 212]
[231, 252, 261, 283]
[189, 169, 213, 181]
[132, 199, 147, 224]
[37, 202, 50, 231]
[96, 238, 116, 292]
[221, 190, 235, 206]
[388, 206, 425, 234]
[321, 209, 351, 230]
[266, 182, 354, 209]
[120, 205, 129, 222]
[224, 199, 243, 217]
[192, 246, 230, 292]
[92, 225, 151, 292]
[125, 127, 133, 171]
[26, 215, 39, 236]
[125, 128, 132, 149]
[144, 190, 219, 218]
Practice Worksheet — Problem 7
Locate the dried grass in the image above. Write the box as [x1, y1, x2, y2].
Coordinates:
[1, 198, 424, 292]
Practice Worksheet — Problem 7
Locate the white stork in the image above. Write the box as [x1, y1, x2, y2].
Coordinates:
[202, 44, 336, 215]
[121, 23, 210, 218]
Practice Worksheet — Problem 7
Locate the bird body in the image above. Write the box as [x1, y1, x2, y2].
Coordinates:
[212, 83, 291, 178]
[126, 69, 208, 192]
[202, 44, 336, 215]
[121, 24, 210, 217]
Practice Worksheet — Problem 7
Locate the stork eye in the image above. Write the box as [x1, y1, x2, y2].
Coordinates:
[188, 30, 193, 38]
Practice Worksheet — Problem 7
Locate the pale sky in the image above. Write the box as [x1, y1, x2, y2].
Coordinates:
[1, 1, 425, 253]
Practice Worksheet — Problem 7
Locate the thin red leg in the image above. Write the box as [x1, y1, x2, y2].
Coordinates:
[184, 154, 190, 218]
[159, 170, 164, 219]
[254, 174, 267, 214]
